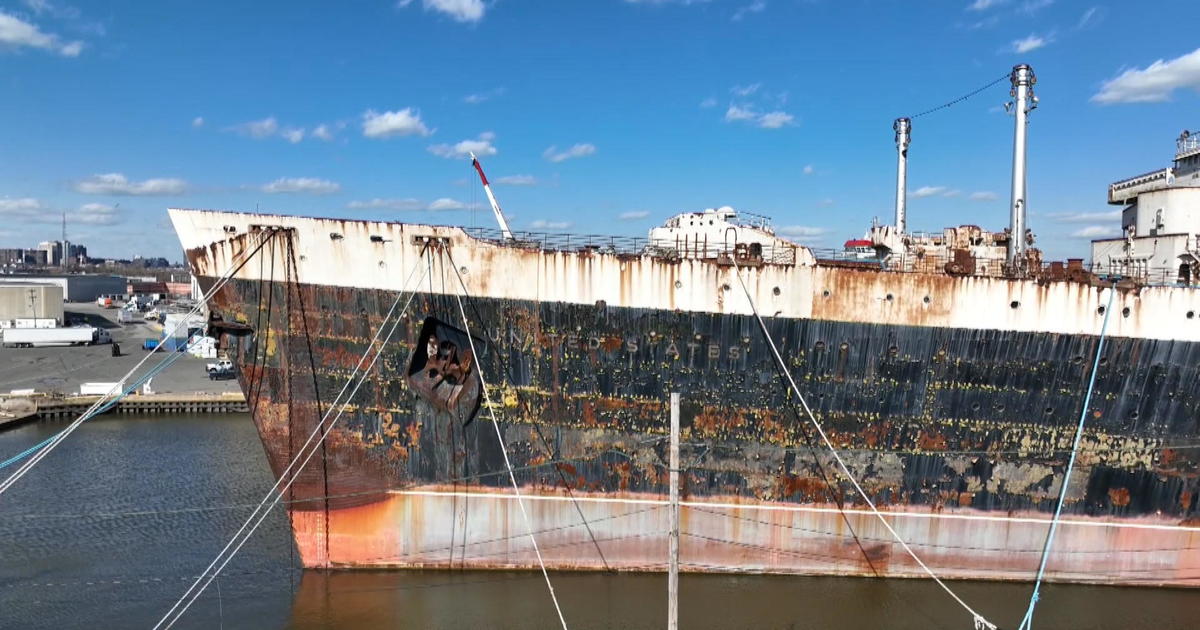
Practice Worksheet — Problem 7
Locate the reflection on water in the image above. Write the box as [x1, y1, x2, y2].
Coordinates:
[1, 414, 1199, 629]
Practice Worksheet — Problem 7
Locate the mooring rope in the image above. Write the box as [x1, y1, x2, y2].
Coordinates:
[0, 229, 279, 499]
[1017, 287, 1117, 630]
[154, 252, 431, 630]
[728, 257, 997, 630]
[444, 249, 570, 630]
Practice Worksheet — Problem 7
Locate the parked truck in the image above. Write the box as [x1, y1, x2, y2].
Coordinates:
[2, 327, 112, 348]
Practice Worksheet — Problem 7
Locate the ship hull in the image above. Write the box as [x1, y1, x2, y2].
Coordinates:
[201, 275, 1200, 586]
[169, 208, 1200, 587]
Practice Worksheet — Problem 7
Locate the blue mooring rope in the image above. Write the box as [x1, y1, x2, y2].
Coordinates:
[0, 346, 189, 471]
[1017, 287, 1117, 630]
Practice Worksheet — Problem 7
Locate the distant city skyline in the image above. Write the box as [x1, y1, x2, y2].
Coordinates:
[1, 1, 1199, 260]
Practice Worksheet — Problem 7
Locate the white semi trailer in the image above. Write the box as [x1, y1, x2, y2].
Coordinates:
[1, 327, 112, 348]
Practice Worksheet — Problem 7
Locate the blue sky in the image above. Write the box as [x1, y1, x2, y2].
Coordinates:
[1, 0, 1199, 261]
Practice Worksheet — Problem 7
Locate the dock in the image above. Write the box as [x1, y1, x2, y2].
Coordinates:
[0, 392, 248, 430]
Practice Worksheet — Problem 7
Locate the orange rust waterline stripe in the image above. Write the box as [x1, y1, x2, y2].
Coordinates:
[387, 489, 1200, 534]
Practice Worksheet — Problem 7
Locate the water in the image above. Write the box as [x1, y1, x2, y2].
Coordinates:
[2, 414, 1199, 629]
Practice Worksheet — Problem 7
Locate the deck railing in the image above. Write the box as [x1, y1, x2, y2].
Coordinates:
[464, 227, 799, 265]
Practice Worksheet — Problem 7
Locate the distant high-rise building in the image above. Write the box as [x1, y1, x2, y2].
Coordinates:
[38, 241, 62, 266]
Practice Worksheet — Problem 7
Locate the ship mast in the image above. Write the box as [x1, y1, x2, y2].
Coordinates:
[893, 117, 911, 234]
[1006, 64, 1037, 272]
[470, 152, 514, 240]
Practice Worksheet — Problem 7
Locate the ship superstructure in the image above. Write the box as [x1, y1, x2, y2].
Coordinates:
[1092, 130, 1200, 284]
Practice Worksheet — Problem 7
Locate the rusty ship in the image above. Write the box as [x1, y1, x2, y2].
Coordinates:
[171, 67, 1200, 587]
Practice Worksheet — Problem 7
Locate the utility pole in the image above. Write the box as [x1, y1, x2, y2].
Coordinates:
[668, 392, 680, 630]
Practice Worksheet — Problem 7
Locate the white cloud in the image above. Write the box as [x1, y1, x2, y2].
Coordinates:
[1047, 210, 1122, 223]
[427, 197, 473, 211]
[312, 124, 334, 141]
[347, 198, 424, 211]
[73, 202, 120, 225]
[1092, 47, 1200, 104]
[362, 108, 431, 138]
[966, 0, 1007, 10]
[724, 103, 794, 129]
[778, 225, 828, 237]
[1076, 6, 1104, 30]
[402, 0, 485, 23]
[619, 211, 650, 221]
[1011, 34, 1048, 53]
[529, 219, 572, 230]
[817, 198, 835, 207]
[803, 164, 814, 175]
[429, 131, 497, 159]
[0, 197, 42, 212]
[756, 111, 794, 128]
[732, 0, 765, 21]
[1070, 225, 1119, 239]
[543, 143, 596, 163]
[191, 116, 204, 128]
[699, 97, 717, 108]
[943, 189, 962, 198]
[463, 87, 505, 104]
[969, 191, 999, 201]
[261, 177, 341, 195]
[232, 116, 280, 139]
[495, 174, 537, 186]
[281, 128, 305, 144]
[0, 198, 120, 226]
[912, 186, 947, 198]
[75, 173, 187, 196]
[0, 10, 84, 57]
[731, 83, 761, 97]
[1017, 0, 1053, 15]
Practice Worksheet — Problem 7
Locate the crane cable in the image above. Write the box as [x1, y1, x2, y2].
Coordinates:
[444, 248, 569, 630]
[1017, 287, 1116, 630]
[154, 252, 431, 630]
[0, 229, 278, 498]
[728, 256, 997, 630]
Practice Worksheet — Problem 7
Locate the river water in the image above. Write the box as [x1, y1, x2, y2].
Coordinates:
[1, 414, 1198, 629]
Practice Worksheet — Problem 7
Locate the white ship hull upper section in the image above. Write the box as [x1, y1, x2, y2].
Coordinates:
[170, 208, 1200, 342]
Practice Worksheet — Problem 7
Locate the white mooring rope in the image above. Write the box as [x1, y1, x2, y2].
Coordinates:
[445, 249, 570, 630]
[155, 254, 431, 630]
[729, 258, 997, 630]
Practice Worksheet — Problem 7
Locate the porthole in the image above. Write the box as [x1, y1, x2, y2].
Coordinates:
[839, 342, 850, 352]
[1010, 300, 1020, 309]
[814, 341, 826, 352]
[923, 295, 931, 304]
[822, 289, 831, 298]
[885, 293, 894, 302]
[888, 345, 899, 357]
[1188, 311, 1196, 320]
[674, 280, 682, 289]
[1097, 306, 1106, 316]
[722, 283, 731, 292]
[460, 266, 469, 276]
[971, 403, 981, 411]
[1122, 307, 1131, 318]
[1044, 407, 1054, 415]
[772, 287, 781, 296]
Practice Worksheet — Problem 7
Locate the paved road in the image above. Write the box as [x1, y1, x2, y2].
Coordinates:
[0, 303, 238, 396]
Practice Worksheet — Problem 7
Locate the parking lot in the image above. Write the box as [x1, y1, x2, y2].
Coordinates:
[0, 303, 239, 396]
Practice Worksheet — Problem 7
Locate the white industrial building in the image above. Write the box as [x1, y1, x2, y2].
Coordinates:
[0, 274, 127, 302]
[1093, 130, 1200, 283]
[0, 284, 65, 327]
